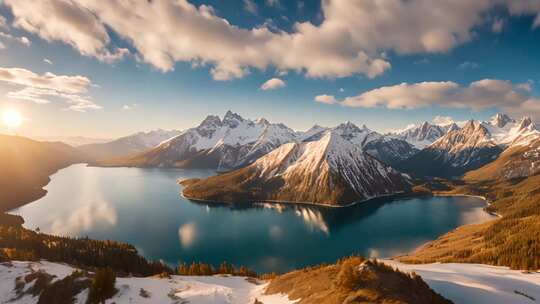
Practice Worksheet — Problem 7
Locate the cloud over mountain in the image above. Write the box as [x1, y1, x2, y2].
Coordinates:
[321, 79, 540, 120]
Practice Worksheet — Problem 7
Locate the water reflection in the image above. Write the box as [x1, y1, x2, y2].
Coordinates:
[50, 200, 117, 235]
[13, 165, 497, 274]
[256, 203, 329, 234]
[178, 222, 198, 248]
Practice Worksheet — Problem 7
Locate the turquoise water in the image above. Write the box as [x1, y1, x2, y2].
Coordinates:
[11, 164, 495, 273]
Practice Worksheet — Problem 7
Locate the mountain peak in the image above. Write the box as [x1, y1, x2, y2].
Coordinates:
[517, 116, 534, 131]
[490, 113, 514, 128]
[335, 121, 361, 132]
[255, 117, 270, 125]
[222, 110, 244, 128]
[198, 114, 222, 129]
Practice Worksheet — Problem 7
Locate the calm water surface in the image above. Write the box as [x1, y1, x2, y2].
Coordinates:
[11, 164, 495, 273]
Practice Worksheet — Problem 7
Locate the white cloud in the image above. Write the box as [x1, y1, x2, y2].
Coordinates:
[260, 77, 285, 90]
[0, 32, 31, 47]
[458, 61, 480, 69]
[122, 103, 137, 110]
[0, 66, 101, 111]
[339, 88, 345, 93]
[315, 94, 338, 105]
[335, 79, 540, 120]
[4, 1, 540, 81]
[505, 0, 540, 28]
[43, 58, 53, 65]
[5, 0, 128, 62]
[243, 0, 258, 14]
[432, 115, 455, 125]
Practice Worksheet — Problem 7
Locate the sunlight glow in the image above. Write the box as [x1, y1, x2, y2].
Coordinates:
[2, 109, 23, 129]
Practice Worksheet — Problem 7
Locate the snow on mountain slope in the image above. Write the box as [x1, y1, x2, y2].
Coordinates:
[0, 261, 293, 304]
[397, 113, 540, 178]
[392, 121, 458, 149]
[482, 114, 540, 147]
[396, 120, 503, 177]
[126, 111, 298, 170]
[303, 121, 417, 165]
[182, 131, 411, 206]
[79, 129, 182, 160]
[383, 261, 540, 304]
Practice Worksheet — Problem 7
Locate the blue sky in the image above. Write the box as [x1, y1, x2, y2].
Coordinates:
[0, 0, 540, 138]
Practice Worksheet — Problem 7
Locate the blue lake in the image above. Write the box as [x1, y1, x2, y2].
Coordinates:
[11, 164, 495, 273]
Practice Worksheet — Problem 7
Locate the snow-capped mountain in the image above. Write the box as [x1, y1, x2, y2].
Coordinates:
[397, 120, 503, 178]
[79, 129, 182, 160]
[119, 111, 298, 170]
[101, 115, 418, 169]
[397, 113, 540, 178]
[392, 121, 459, 149]
[181, 131, 411, 206]
[481, 114, 539, 147]
[304, 121, 418, 165]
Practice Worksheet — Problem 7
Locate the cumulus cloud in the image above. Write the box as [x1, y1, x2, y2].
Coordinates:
[43, 58, 53, 65]
[5, 0, 128, 62]
[505, 0, 540, 28]
[0, 67, 101, 111]
[315, 94, 338, 105]
[333, 79, 540, 120]
[260, 78, 285, 90]
[3, 1, 540, 81]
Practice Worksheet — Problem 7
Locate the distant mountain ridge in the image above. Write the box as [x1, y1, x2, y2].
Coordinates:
[80, 129, 182, 160]
[181, 131, 411, 206]
[391, 121, 459, 149]
[397, 113, 540, 178]
[98, 111, 417, 170]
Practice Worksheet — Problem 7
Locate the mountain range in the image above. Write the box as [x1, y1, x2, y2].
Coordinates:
[3, 110, 540, 210]
[94, 111, 419, 169]
[397, 114, 540, 178]
[181, 131, 411, 206]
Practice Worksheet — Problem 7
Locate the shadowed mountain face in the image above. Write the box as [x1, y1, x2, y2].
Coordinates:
[465, 137, 540, 181]
[0, 134, 84, 211]
[181, 131, 411, 206]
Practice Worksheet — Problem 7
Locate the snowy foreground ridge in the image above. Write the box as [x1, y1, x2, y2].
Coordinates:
[2, 260, 540, 304]
[383, 260, 540, 304]
[0, 261, 294, 304]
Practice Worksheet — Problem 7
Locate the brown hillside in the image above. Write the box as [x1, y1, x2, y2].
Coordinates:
[0, 134, 84, 211]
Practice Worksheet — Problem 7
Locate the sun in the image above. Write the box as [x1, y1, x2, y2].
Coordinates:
[3, 109, 23, 129]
